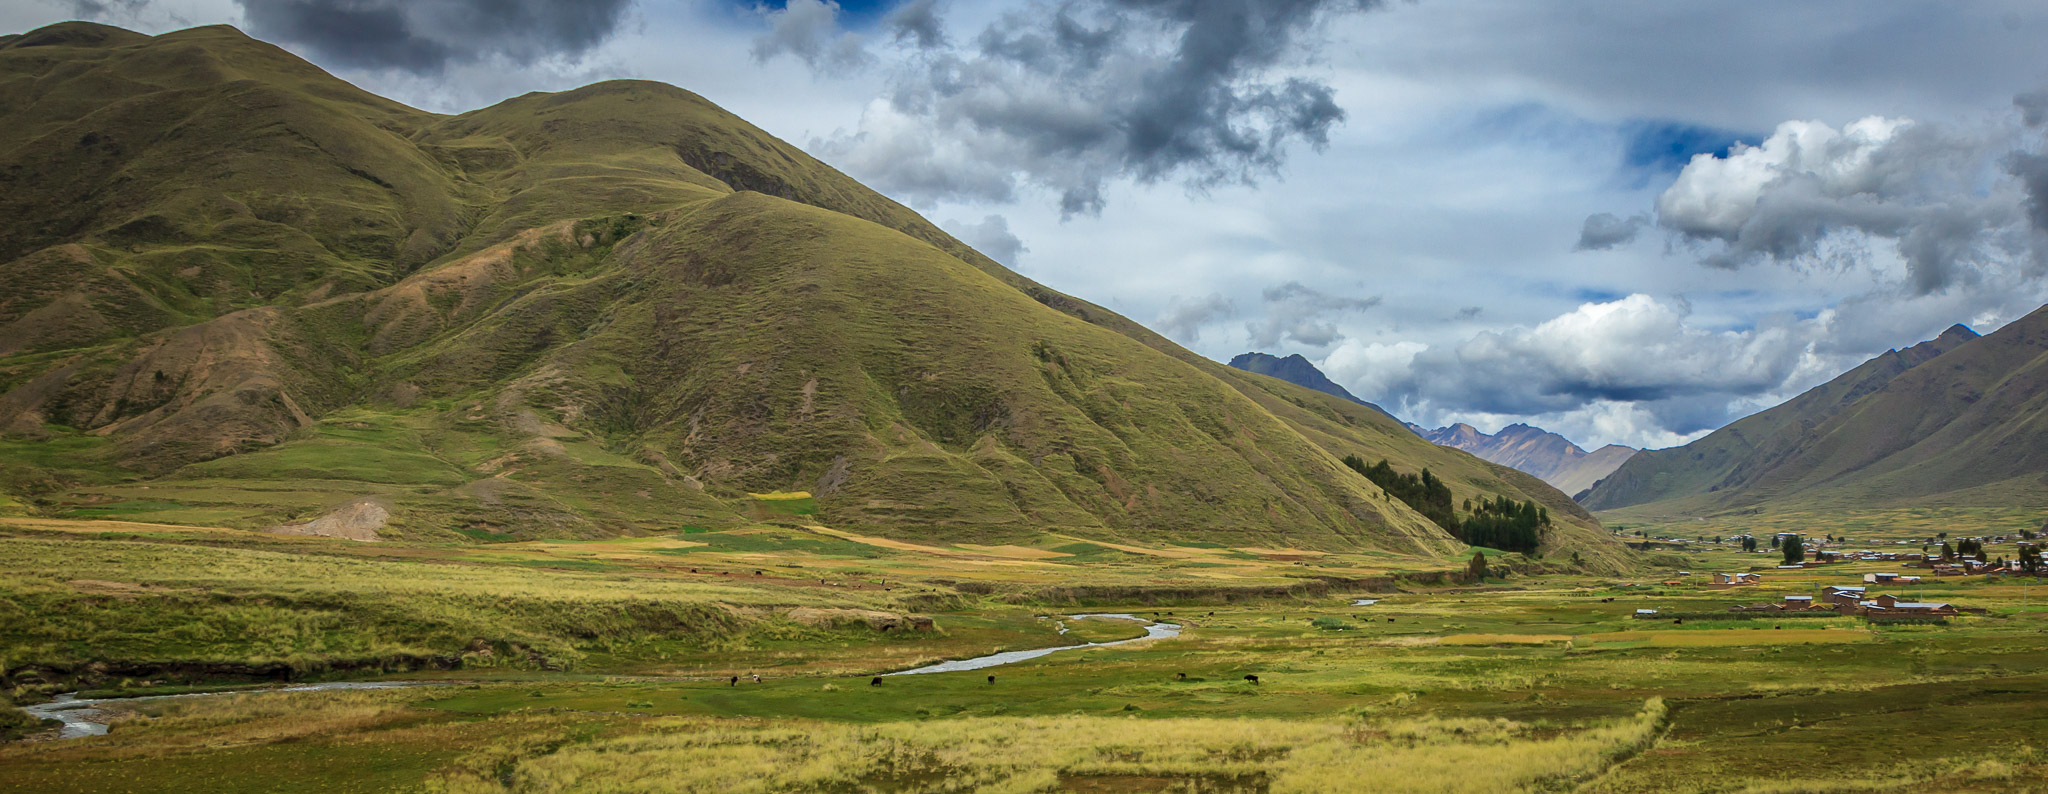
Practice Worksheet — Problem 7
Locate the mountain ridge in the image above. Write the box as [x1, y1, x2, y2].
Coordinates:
[0, 22, 1626, 568]
[1579, 317, 2048, 516]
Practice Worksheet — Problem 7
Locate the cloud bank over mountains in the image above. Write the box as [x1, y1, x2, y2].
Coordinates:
[238, 0, 633, 73]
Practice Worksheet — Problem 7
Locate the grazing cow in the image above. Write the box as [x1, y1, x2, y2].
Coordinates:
[1175, 672, 1187, 681]
[729, 676, 738, 686]
[986, 675, 995, 685]
[1673, 619, 1683, 625]
[755, 570, 763, 576]
[751, 673, 761, 683]
[1243, 674, 1260, 684]
[1387, 618, 1395, 623]
[871, 677, 883, 686]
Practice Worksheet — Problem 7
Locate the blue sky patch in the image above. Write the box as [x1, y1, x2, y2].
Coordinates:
[1620, 120, 1754, 174]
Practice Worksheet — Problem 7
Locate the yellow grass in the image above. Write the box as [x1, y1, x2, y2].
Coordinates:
[0, 518, 244, 536]
[1593, 629, 1871, 646]
[1438, 633, 1576, 645]
[436, 700, 1667, 794]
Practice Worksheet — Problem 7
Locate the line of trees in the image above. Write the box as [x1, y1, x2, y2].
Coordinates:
[1341, 455, 1547, 553]
[1343, 455, 1457, 532]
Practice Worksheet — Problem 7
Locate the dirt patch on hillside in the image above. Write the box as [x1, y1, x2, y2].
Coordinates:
[268, 497, 391, 542]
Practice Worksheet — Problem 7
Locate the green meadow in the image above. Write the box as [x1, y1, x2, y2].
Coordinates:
[6, 514, 2048, 792]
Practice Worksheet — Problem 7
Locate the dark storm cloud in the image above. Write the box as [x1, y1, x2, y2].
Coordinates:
[887, 0, 946, 48]
[751, 0, 872, 71]
[69, 0, 148, 20]
[2015, 90, 2048, 128]
[236, 0, 632, 73]
[815, 0, 1384, 215]
[1573, 212, 1647, 251]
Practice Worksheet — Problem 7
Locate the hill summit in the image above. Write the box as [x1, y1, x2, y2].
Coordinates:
[0, 22, 1623, 567]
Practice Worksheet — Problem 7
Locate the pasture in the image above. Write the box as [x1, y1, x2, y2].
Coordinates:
[5, 516, 2048, 792]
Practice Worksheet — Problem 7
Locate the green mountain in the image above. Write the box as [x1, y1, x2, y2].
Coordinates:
[1579, 316, 2048, 515]
[0, 22, 1623, 568]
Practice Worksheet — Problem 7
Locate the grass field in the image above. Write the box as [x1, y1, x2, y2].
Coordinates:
[7, 515, 2048, 791]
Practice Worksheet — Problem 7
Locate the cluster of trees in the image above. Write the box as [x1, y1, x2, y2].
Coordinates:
[1781, 535, 1806, 564]
[2021, 544, 2043, 573]
[1458, 495, 1549, 554]
[1739, 536, 1759, 552]
[1340, 456, 1547, 553]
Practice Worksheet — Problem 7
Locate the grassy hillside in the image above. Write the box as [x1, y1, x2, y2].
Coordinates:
[1585, 315, 2048, 521]
[0, 22, 1622, 568]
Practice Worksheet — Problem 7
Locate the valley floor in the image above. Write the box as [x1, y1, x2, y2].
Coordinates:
[5, 516, 2048, 792]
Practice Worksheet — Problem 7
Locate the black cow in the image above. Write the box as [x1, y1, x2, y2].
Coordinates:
[1243, 674, 1260, 684]
[870, 677, 883, 686]
[986, 675, 995, 685]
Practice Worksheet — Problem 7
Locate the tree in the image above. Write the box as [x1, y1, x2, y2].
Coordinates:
[1467, 550, 1489, 582]
[1770, 535, 1780, 549]
[1782, 536, 1806, 565]
[1941, 542, 1956, 562]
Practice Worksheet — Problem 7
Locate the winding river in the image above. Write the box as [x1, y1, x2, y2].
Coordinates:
[21, 682, 431, 740]
[18, 614, 1180, 740]
[884, 612, 1181, 676]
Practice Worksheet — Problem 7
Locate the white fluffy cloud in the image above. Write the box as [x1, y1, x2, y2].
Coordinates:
[1326, 294, 1845, 448]
[1648, 114, 2041, 293]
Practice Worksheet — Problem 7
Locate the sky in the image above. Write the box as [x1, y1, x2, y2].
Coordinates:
[13, 0, 2048, 451]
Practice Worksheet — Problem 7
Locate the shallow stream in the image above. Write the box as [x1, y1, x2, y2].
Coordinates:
[884, 613, 1181, 676]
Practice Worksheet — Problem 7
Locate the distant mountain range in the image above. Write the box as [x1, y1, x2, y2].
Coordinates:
[1411, 424, 1637, 498]
[1226, 353, 1634, 496]
[1582, 314, 2048, 515]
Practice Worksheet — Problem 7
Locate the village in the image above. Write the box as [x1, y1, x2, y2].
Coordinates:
[1621, 529, 2047, 624]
